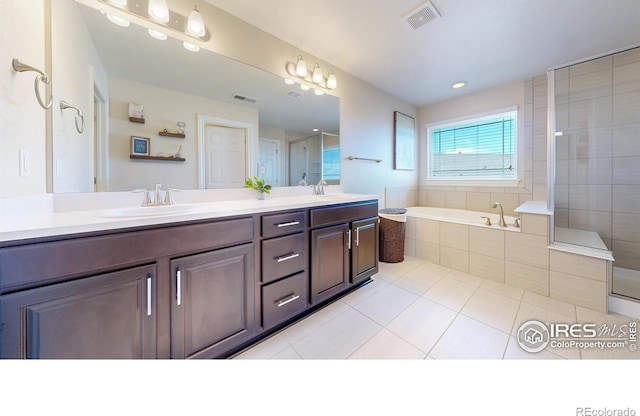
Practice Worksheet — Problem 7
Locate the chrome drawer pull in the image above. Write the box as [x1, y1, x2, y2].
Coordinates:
[176, 270, 182, 306]
[276, 252, 300, 263]
[276, 221, 300, 228]
[146, 276, 152, 316]
[276, 294, 300, 308]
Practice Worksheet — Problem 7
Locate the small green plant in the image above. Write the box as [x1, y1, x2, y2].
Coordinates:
[245, 176, 272, 194]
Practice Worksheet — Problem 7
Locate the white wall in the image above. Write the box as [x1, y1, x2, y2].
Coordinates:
[51, 0, 108, 193]
[0, 0, 47, 197]
[107, 77, 259, 191]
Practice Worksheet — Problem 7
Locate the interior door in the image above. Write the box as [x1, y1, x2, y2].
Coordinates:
[258, 138, 280, 186]
[204, 124, 246, 188]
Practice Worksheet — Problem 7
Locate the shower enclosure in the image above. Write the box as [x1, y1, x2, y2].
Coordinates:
[551, 46, 640, 301]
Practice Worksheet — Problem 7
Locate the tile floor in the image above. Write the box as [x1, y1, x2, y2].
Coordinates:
[235, 256, 640, 360]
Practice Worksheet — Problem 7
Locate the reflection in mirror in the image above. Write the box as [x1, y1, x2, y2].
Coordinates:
[50, 0, 339, 193]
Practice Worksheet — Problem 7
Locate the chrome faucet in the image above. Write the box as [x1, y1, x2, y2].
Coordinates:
[312, 179, 327, 195]
[492, 202, 507, 227]
[134, 183, 177, 206]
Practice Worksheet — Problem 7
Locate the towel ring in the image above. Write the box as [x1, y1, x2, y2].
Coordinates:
[60, 101, 85, 133]
[12, 58, 53, 110]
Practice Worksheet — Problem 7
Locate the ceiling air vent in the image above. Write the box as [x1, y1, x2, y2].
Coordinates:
[403, 1, 441, 30]
[233, 94, 257, 104]
[285, 90, 302, 98]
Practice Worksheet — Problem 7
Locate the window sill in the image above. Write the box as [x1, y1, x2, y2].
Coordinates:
[424, 179, 522, 187]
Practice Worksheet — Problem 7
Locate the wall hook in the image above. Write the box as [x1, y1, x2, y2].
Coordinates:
[60, 101, 85, 133]
[12, 58, 53, 109]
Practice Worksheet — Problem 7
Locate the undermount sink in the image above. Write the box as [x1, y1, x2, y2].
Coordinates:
[311, 194, 353, 199]
[96, 203, 206, 218]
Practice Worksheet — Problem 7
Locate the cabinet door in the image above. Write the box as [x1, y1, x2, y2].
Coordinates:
[171, 243, 255, 359]
[351, 217, 379, 284]
[0, 265, 157, 359]
[310, 224, 349, 304]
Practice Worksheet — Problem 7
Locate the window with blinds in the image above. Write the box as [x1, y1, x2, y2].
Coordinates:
[427, 110, 517, 180]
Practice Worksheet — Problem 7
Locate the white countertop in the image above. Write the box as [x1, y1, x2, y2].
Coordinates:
[0, 188, 380, 243]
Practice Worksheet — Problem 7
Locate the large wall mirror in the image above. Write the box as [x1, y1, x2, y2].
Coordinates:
[50, 0, 340, 193]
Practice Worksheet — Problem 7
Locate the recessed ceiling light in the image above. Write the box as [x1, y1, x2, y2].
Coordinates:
[452, 81, 466, 89]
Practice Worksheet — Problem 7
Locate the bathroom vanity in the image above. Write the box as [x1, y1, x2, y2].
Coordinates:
[0, 193, 379, 359]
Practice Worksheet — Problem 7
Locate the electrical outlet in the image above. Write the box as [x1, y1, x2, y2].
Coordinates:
[19, 149, 30, 177]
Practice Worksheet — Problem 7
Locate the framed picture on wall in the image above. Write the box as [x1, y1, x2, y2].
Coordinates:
[394, 111, 415, 170]
[131, 136, 150, 156]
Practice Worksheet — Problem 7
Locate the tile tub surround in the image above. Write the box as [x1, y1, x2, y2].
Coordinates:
[404, 205, 612, 313]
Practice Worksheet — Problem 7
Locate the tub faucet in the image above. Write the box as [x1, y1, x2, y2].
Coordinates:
[492, 202, 507, 227]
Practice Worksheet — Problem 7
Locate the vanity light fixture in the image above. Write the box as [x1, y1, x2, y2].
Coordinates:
[287, 55, 338, 92]
[100, 0, 209, 52]
[148, 0, 170, 23]
[148, 28, 168, 40]
[295, 55, 307, 77]
[452, 81, 466, 89]
[186, 6, 205, 37]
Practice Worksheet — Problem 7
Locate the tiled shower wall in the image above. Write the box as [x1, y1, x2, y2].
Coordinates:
[554, 47, 640, 270]
[388, 77, 549, 216]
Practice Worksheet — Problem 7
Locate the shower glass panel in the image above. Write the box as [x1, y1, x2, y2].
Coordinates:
[553, 46, 640, 300]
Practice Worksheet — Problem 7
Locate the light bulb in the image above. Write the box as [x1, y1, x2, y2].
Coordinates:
[312, 64, 323, 84]
[183, 41, 200, 52]
[187, 6, 205, 37]
[148, 0, 169, 23]
[295, 55, 307, 77]
[326, 71, 337, 89]
[148, 28, 167, 40]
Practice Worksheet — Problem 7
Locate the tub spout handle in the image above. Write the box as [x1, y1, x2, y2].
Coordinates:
[481, 216, 492, 226]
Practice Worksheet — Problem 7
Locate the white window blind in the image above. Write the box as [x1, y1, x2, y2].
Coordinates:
[428, 110, 517, 180]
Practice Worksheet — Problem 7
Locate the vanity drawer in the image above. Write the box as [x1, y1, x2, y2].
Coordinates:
[262, 233, 306, 284]
[261, 211, 306, 239]
[262, 271, 307, 329]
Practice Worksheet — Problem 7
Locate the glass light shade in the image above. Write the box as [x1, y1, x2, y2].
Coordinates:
[148, 0, 169, 22]
[295, 56, 307, 77]
[106, 13, 130, 27]
[312, 64, 323, 84]
[326, 71, 337, 89]
[300, 84, 310, 91]
[187, 6, 205, 37]
[284, 78, 295, 85]
[148, 28, 168, 40]
[108, 0, 128, 5]
[183, 41, 200, 52]
[314, 89, 324, 96]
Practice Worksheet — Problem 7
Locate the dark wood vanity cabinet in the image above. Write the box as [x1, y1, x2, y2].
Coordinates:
[170, 244, 255, 359]
[0, 265, 157, 359]
[0, 199, 378, 359]
[309, 201, 379, 305]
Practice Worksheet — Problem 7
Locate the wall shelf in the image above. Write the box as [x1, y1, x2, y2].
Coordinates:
[159, 131, 185, 138]
[130, 155, 185, 162]
[129, 117, 145, 123]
